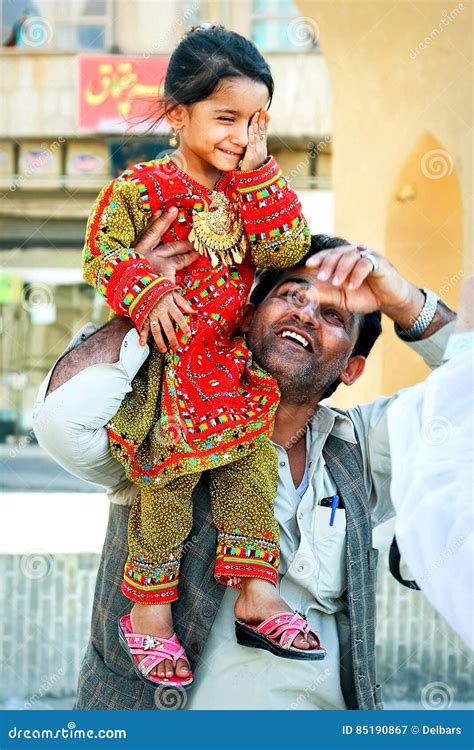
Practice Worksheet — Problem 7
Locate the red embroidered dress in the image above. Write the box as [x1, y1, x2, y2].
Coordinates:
[83, 155, 310, 603]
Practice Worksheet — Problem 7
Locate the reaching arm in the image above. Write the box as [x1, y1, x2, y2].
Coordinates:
[306, 243, 457, 525]
[306, 244, 456, 341]
[387, 348, 473, 648]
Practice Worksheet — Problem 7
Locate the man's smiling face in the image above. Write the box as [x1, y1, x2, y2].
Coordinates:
[243, 267, 364, 404]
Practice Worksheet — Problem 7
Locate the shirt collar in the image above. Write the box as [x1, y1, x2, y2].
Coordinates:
[309, 402, 357, 445]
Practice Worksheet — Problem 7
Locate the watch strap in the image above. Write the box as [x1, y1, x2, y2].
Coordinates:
[395, 288, 439, 340]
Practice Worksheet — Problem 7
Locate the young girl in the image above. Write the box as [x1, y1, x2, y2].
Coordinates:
[83, 24, 325, 689]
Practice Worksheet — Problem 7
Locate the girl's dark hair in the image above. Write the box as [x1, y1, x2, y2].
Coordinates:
[152, 24, 274, 126]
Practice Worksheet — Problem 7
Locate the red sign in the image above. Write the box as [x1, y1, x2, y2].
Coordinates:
[78, 55, 170, 133]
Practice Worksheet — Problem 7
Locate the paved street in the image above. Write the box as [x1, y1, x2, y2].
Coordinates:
[0, 445, 103, 493]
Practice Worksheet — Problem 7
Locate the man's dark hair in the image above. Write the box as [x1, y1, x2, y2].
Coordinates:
[250, 234, 382, 362]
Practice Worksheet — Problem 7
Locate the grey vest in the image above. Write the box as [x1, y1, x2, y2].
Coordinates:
[323, 434, 382, 710]
[75, 432, 383, 710]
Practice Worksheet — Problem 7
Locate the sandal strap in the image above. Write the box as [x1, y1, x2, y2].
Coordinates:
[254, 612, 320, 651]
[257, 612, 306, 636]
[124, 633, 187, 666]
[119, 615, 192, 681]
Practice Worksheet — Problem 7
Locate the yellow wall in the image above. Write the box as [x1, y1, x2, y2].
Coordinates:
[383, 131, 464, 393]
[297, 0, 472, 407]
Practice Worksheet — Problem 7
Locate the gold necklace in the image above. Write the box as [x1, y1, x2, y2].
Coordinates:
[189, 191, 250, 267]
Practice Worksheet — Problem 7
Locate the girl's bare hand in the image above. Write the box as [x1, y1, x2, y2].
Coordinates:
[139, 290, 196, 350]
[240, 110, 270, 172]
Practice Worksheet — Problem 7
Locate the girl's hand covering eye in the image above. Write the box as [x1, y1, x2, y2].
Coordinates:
[239, 110, 270, 172]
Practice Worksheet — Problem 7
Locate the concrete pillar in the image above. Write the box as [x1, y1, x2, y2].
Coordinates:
[296, 0, 472, 405]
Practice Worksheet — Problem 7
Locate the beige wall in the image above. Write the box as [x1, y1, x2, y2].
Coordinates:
[114, 0, 183, 55]
[0, 50, 329, 140]
[298, 0, 472, 407]
[0, 52, 77, 137]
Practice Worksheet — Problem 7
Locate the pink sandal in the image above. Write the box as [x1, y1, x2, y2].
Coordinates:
[235, 611, 326, 661]
[118, 614, 193, 688]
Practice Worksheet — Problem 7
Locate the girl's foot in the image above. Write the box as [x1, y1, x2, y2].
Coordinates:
[234, 578, 320, 651]
[129, 602, 191, 680]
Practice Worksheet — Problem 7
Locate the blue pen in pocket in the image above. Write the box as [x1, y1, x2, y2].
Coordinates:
[329, 495, 339, 527]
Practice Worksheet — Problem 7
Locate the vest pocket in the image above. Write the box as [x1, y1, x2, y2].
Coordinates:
[311, 505, 347, 602]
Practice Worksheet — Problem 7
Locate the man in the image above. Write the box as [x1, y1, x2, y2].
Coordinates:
[33, 211, 456, 709]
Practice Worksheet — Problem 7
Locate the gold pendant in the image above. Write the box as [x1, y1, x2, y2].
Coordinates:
[189, 191, 249, 267]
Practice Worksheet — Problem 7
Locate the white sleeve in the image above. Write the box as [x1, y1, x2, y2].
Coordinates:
[387, 349, 474, 649]
[346, 321, 461, 528]
[32, 327, 149, 495]
[399, 319, 456, 369]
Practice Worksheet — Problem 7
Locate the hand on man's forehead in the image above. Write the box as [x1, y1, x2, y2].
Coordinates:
[269, 269, 358, 330]
[272, 268, 341, 304]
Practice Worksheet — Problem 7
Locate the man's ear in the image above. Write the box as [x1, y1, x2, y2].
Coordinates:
[165, 104, 188, 131]
[339, 355, 366, 386]
[237, 303, 256, 334]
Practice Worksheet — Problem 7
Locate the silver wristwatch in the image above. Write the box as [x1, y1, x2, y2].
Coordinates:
[395, 288, 439, 340]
